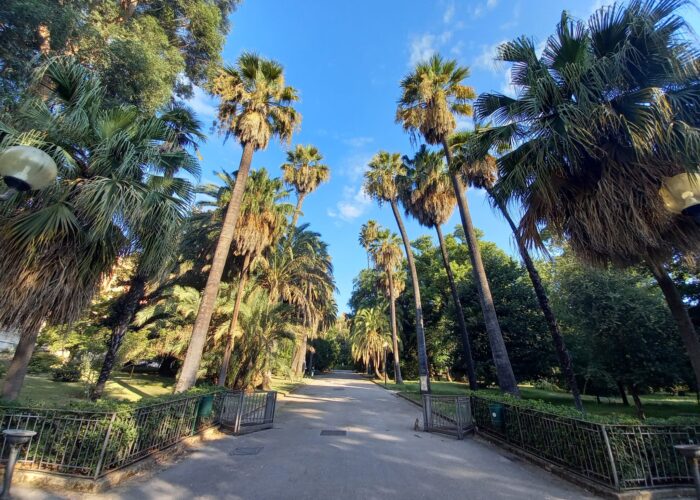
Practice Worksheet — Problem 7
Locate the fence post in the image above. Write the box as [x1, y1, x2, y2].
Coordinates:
[234, 391, 245, 434]
[422, 394, 432, 432]
[93, 412, 117, 480]
[456, 398, 464, 440]
[263, 392, 276, 425]
[601, 425, 620, 490]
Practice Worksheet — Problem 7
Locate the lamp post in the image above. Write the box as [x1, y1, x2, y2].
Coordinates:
[660, 173, 700, 222]
[383, 341, 389, 388]
[0, 146, 57, 201]
[0, 429, 36, 499]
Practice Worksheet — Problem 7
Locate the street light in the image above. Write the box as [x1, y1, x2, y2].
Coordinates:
[0, 146, 58, 200]
[383, 341, 389, 388]
[660, 173, 700, 222]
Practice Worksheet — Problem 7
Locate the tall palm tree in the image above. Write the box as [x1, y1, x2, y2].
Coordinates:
[204, 169, 292, 386]
[0, 60, 197, 400]
[369, 228, 404, 384]
[473, 1, 700, 390]
[364, 151, 430, 393]
[451, 131, 583, 411]
[399, 146, 477, 390]
[281, 144, 330, 228]
[358, 219, 380, 268]
[175, 53, 300, 392]
[91, 105, 202, 400]
[350, 307, 393, 378]
[396, 54, 519, 395]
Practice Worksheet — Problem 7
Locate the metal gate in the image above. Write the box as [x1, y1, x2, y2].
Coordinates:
[220, 391, 277, 435]
[422, 395, 473, 440]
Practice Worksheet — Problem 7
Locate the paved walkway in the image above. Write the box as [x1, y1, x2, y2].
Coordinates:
[17, 371, 596, 499]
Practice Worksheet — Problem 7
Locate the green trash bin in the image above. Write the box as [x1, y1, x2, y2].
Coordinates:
[193, 394, 215, 432]
[489, 403, 505, 430]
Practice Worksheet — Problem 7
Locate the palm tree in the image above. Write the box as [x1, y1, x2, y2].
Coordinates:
[281, 144, 330, 228]
[364, 151, 430, 393]
[399, 145, 477, 390]
[350, 307, 393, 378]
[0, 59, 198, 400]
[175, 53, 300, 392]
[257, 226, 336, 377]
[473, 1, 700, 390]
[358, 219, 380, 268]
[396, 53, 519, 395]
[369, 228, 404, 384]
[91, 106, 202, 400]
[214, 169, 291, 386]
[451, 131, 583, 411]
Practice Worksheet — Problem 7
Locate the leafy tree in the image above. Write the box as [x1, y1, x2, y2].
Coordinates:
[399, 145, 477, 389]
[369, 227, 404, 384]
[281, 144, 330, 228]
[396, 54, 518, 395]
[176, 53, 300, 392]
[364, 151, 430, 392]
[0, 60, 195, 400]
[0, 0, 240, 110]
[546, 251, 692, 419]
[474, 1, 700, 389]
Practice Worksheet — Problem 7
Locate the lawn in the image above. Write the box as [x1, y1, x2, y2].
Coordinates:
[379, 379, 700, 420]
[13, 372, 304, 406]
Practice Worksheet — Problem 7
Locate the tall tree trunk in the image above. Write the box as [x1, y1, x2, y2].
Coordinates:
[92, 274, 147, 400]
[617, 380, 630, 406]
[290, 193, 306, 229]
[435, 224, 477, 390]
[387, 270, 403, 384]
[490, 192, 583, 410]
[628, 384, 645, 420]
[442, 139, 518, 396]
[292, 334, 307, 377]
[218, 254, 250, 386]
[648, 259, 700, 392]
[389, 200, 431, 394]
[1, 325, 42, 400]
[175, 142, 255, 393]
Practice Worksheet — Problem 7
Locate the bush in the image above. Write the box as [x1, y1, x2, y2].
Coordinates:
[533, 379, 563, 393]
[28, 352, 62, 374]
[52, 363, 82, 382]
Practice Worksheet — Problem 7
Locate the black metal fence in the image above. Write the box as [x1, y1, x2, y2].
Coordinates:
[422, 395, 473, 440]
[468, 395, 700, 491]
[0, 389, 277, 479]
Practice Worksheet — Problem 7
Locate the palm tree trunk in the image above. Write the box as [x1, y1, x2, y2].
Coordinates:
[92, 273, 147, 400]
[290, 193, 306, 228]
[389, 200, 430, 393]
[647, 259, 700, 391]
[292, 334, 307, 377]
[435, 224, 477, 390]
[175, 142, 255, 393]
[490, 192, 583, 410]
[442, 139, 518, 396]
[1, 325, 42, 400]
[218, 254, 250, 386]
[387, 270, 403, 384]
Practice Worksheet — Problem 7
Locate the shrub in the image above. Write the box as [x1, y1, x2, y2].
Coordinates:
[52, 363, 82, 382]
[28, 352, 62, 374]
[533, 379, 564, 393]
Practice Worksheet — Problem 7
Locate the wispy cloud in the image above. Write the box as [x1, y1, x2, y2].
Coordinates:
[500, 1, 521, 30]
[187, 86, 218, 121]
[470, 0, 499, 19]
[472, 40, 507, 74]
[342, 136, 374, 148]
[443, 2, 455, 23]
[408, 31, 452, 66]
[328, 185, 372, 222]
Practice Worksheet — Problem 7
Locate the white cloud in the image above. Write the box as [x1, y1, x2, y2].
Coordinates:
[487, 0, 499, 8]
[500, 67, 517, 97]
[187, 86, 218, 120]
[443, 2, 455, 23]
[342, 136, 374, 148]
[409, 34, 437, 66]
[470, 0, 499, 19]
[472, 41, 507, 74]
[500, 1, 521, 30]
[456, 116, 474, 131]
[338, 153, 373, 182]
[328, 186, 372, 222]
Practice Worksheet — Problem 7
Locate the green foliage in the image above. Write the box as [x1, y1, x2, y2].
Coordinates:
[27, 352, 62, 374]
[52, 363, 82, 383]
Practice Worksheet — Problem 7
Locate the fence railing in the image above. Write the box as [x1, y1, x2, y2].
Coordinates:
[220, 390, 276, 434]
[422, 395, 473, 440]
[0, 389, 276, 479]
[469, 396, 700, 491]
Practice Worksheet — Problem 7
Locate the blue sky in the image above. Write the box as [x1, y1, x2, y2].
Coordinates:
[188, 0, 700, 313]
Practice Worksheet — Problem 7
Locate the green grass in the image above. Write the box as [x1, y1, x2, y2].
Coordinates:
[268, 376, 305, 396]
[379, 379, 700, 420]
[17, 373, 176, 405]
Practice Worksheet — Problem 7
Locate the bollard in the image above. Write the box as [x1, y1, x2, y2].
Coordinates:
[0, 429, 37, 499]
